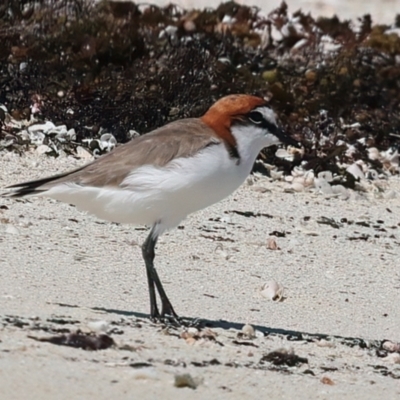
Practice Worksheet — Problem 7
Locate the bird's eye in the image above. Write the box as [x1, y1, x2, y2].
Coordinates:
[248, 111, 264, 124]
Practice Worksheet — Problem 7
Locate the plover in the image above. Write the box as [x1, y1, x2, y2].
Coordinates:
[3, 94, 297, 321]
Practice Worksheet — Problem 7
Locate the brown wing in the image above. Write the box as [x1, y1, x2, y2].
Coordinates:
[5, 118, 220, 197]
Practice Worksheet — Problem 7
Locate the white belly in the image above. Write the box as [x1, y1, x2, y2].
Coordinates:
[45, 144, 255, 234]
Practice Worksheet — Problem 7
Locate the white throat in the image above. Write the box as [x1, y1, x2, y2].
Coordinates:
[230, 123, 280, 173]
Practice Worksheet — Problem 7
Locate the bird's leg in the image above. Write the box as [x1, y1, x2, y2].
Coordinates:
[142, 230, 160, 320]
[153, 271, 179, 320]
[142, 227, 179, 322]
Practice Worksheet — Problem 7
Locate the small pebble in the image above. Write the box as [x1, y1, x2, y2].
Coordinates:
[174, 373, 199, 389]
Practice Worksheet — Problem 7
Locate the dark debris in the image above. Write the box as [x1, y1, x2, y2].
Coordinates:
[0, 1, 399, 176]
[28, 331, 115, 350]
[260, 350, 308, 367]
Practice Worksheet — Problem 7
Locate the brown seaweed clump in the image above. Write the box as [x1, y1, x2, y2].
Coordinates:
[0, 1, 399, 177]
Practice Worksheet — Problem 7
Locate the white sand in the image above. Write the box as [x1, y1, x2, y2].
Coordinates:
[1, 151, 400, 399]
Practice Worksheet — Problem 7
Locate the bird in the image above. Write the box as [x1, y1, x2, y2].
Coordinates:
[3, 94, 297, 322]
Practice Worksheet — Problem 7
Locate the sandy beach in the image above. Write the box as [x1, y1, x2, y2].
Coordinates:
[1, 150, 399, 399]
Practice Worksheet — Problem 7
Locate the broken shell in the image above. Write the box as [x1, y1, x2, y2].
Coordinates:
[187, 327, 199, 336]
[241, 324, 255, 339]
[36, 144, 51, 155]
[275, 148, 294, 161]
[292, 181, 305, 192]
[368, 147, 380, 161]
[260, 280, 284, 301]
[316, 339, 335, 348]
[284, 175, 294, 183]
[383, 353, 400, 364]
[270, 169, 284, 180]
[303, 171, 315, 187]
[317, 171, 333, 182]
[28, 121, 56, 133]
[384, 190, 397, 199]
[99, 133, 117, 152]
[76, 146, 93, 160]
[382, 340, 400, 353]
[291, 166, 305, 177]
[314, 178, 333, 195]
[366, 169, 378, 180]
[87, 320, 110, 333]
[346, 163, 365, 180]
[331, 184, 348, 196]
[266, 236, 279, 250]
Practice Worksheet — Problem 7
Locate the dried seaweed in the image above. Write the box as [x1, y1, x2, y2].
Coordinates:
[0, 1, 399, 176]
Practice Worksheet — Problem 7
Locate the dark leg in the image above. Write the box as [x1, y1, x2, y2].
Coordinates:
[142, 231, 160, 319]
[141, 227, 179, 321]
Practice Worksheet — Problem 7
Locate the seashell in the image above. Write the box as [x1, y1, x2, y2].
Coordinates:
[36, 144, 51, 155]
[241, 324, 255, 339]
[5, 225, 20, 235]
[19, 130, 30, 141]
[345, 144, 357, 158]
[66, 128, 76, 141]
[303, 171, 315, 187]
[260, 280, 284, 301]
[99, 133, 117, 152]
[321, 376, 335, 385]
[275, 148, 294, 161]
[314, 178, 333, 195]
[128, 130, 141, 139]
[76, 146, 93, 160]
[383, 353, 400, 364]
[48, 125, 67, 137]
[331, 184, 347, 195]
[87, 320, 110, 333]
[382, 340, 400, 353]
[284, 175, 294, 183]
[246, 176, 254, 186]
[366, 169, 378, 180]
[270, 170, 283, 180]
[28, 131, 45, 146]
[368, 147, 380, 161]
[255, 329, 264, 338]
[291, 166, 305, 177]
[215, 244, 229, 260]
[159, 25, 178, 39]
[28, 121, 56, 133]
[317, 170, 333, 182]
[384, 190, 397, 199]
[346, 163, 365, 180]
[316, 339, 335, 348]
[187, 327, 199, 336]
[291, 181, 304, 192]
[266, 237, 279, 250]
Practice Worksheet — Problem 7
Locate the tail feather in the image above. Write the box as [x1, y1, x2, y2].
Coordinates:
[2, 160, 92, 198]
[3, 169, 81, 198]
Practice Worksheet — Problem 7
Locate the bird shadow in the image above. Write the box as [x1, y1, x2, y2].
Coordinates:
[88, 305, 383, 351]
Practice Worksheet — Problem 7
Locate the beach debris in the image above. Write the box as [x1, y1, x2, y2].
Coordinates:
[87, 320, 110, 333]
[174, 373, 201, 389]
[180, 327, 219, 345]
[321, 376, 335, 385]
[241, 324, 256, 339]
[266, 236, 280, 250]
[28, 331, 114, 350]
[382, 340, 400, 353]
[260, 281, 284, 301]
[260, 348, 308, 367]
